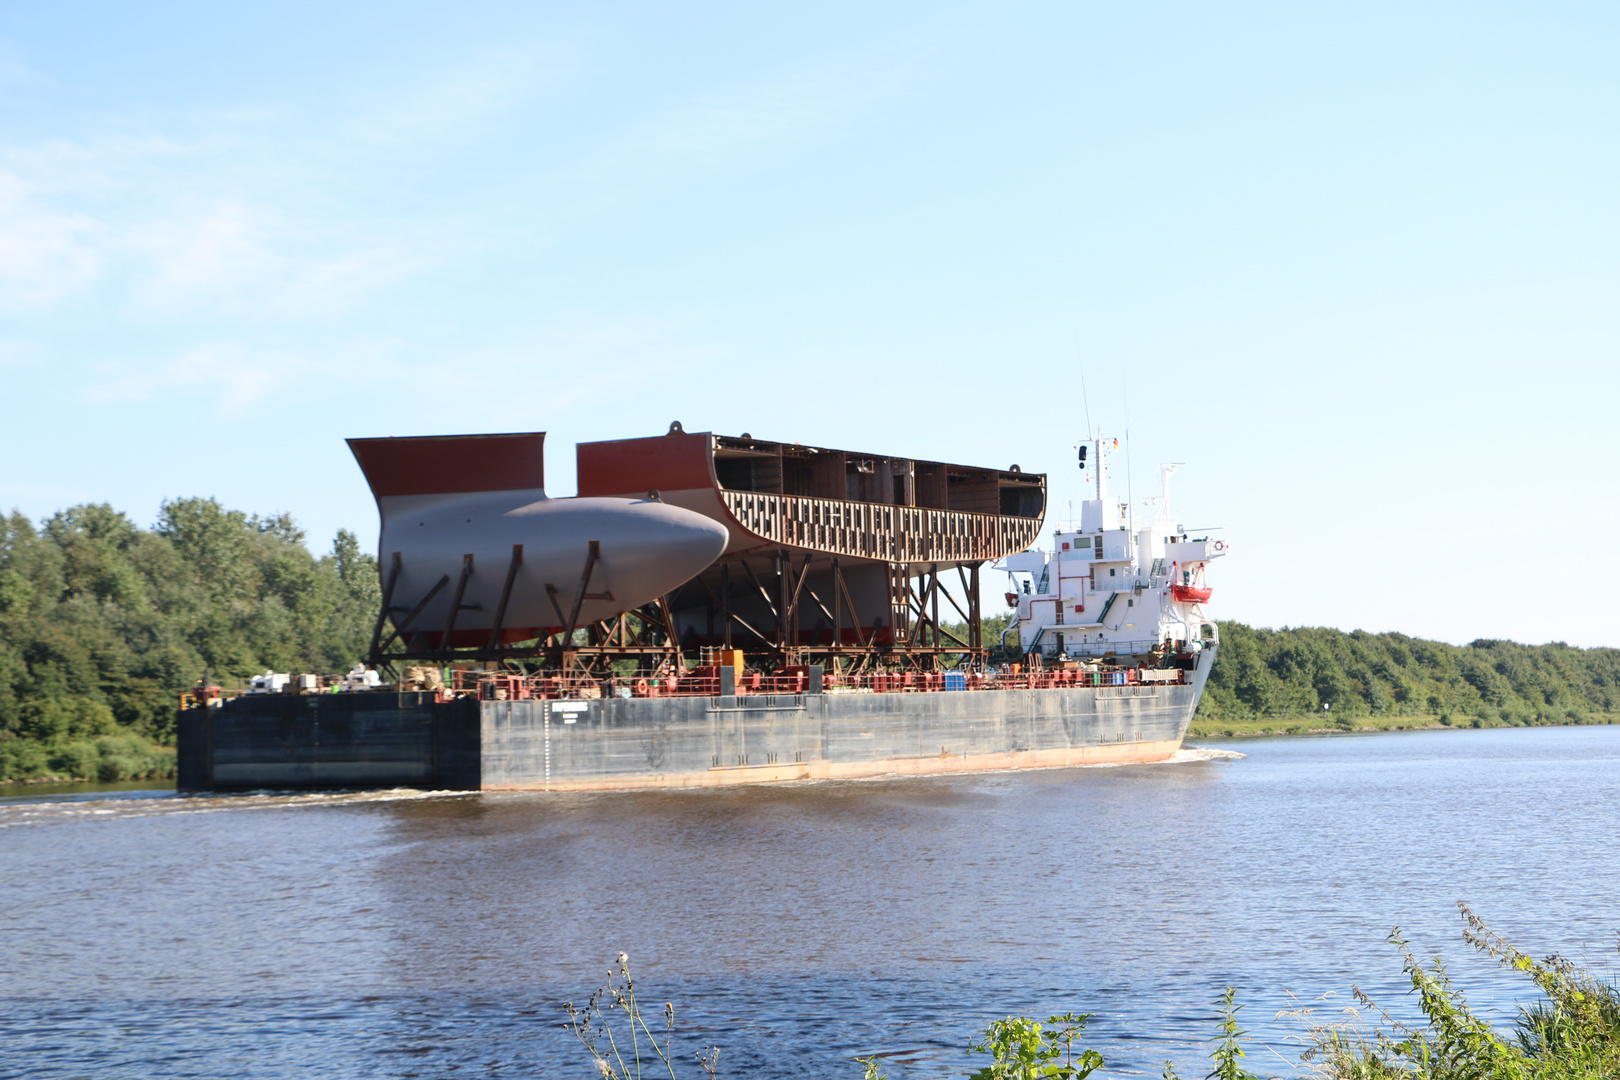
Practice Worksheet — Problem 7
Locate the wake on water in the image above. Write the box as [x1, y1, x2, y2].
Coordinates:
[1, 745, 1246, 825]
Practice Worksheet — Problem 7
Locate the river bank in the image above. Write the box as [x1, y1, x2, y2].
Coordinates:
[1186, 712, 1620, 739]
[0, 777, 175, 800]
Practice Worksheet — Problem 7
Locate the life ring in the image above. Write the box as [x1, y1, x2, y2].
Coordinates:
[1213, 540, 1227, 552]
[635, 679, 649, 696]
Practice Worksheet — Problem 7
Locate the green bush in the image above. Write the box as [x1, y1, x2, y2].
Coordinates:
[0, 731, 175, 782]
[50, 741, 100, 779]
[0, 739, 48, 780]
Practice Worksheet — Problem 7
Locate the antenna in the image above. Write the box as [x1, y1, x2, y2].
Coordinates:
[1123, 380, 1134, 534]
[1125, 427, 1134, 534]
[1079, 359, 1093, 439]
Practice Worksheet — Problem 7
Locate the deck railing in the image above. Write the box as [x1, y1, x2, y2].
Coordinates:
[451, 665, 1188, 701]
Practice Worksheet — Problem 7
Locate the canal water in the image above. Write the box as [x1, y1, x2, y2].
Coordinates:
[3, 725, 1618, 1079]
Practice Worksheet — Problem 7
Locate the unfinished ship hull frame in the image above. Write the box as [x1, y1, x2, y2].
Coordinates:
[365, 425, 1046, 675]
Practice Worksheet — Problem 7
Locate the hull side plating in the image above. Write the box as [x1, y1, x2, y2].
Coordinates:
[180, 645, 1214, 792]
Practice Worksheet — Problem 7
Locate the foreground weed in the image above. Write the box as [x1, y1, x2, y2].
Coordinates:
[564, 952, 718, 1080]
[1298, 903, 1620, 1080]
[965, 1012, 1104, 1080]
[855, 1055, 891, 1080]
[1162, 988, 1269, 1080]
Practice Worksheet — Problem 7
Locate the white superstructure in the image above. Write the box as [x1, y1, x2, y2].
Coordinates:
[998, 434, 1228, 661]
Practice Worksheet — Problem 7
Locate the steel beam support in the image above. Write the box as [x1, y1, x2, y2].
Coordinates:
[437, 554, 476, 657]
[833, 561, 868, 649]
[376, 573, 451, 655]
[741, 559, 784, 653]
[799, 581, 837, 636]
[485, 544, 523, 651]
[964, 563, 982, 655]
[563, 541, 601, 644]
[776, 550, 791, 657]
[889, 562, 911, 645]
[655, 594, 680, 666]
[544, 584, 569, 638]
[931, 563, 940, 652]
[369, 552, 402, 663]
[721, 565, 734, 650]
[938, 570, 972, 626]
[785, 552, 813, 654]
[726, 610, 776, 650]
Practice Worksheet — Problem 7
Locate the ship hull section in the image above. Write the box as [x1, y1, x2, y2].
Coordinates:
[378, 492, 729, 645]
[482, 680, 1202, 792]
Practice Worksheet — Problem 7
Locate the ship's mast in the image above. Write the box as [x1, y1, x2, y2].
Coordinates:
[1078, 430, 1117, 534]
[1155, 463, 1180, 536]
[1093, 433, 1106, 506]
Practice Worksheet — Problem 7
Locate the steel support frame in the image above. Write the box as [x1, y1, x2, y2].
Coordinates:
[700, 555, 985, 672]
[369, 545, 988, 675]
[373, 540, 673, 675]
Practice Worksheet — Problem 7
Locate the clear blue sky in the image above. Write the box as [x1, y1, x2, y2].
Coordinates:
[3, 2, 1616, 647]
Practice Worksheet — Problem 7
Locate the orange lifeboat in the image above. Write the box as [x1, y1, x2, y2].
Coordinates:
[1171, 583, 1212, 603]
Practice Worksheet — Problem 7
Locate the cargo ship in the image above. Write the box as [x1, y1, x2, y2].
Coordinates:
[177, 427, 1226, 792]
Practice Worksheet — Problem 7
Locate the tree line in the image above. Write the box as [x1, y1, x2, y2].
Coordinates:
[0, 500, 379, 781]
[1198, 620, 1620, 728]
[3, 499, 1616, 781]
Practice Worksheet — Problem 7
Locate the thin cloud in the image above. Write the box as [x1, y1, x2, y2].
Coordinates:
[526, 38, 919, 235]
[0, 41, 38, 89]
[123, 200, 424, 317]
[0, 171, 105, 309]
[123, 200, 279, 313]
[344, 44, 578, 147]
[82, 343, 305, 415]
[0, 31, 908, 319]
[271, 243, 428, 317]
[0, 83, 455, 319]
[645, 68, 874, 163]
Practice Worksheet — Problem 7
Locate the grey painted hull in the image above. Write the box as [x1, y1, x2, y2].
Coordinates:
[179, 646, 1215, 792]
